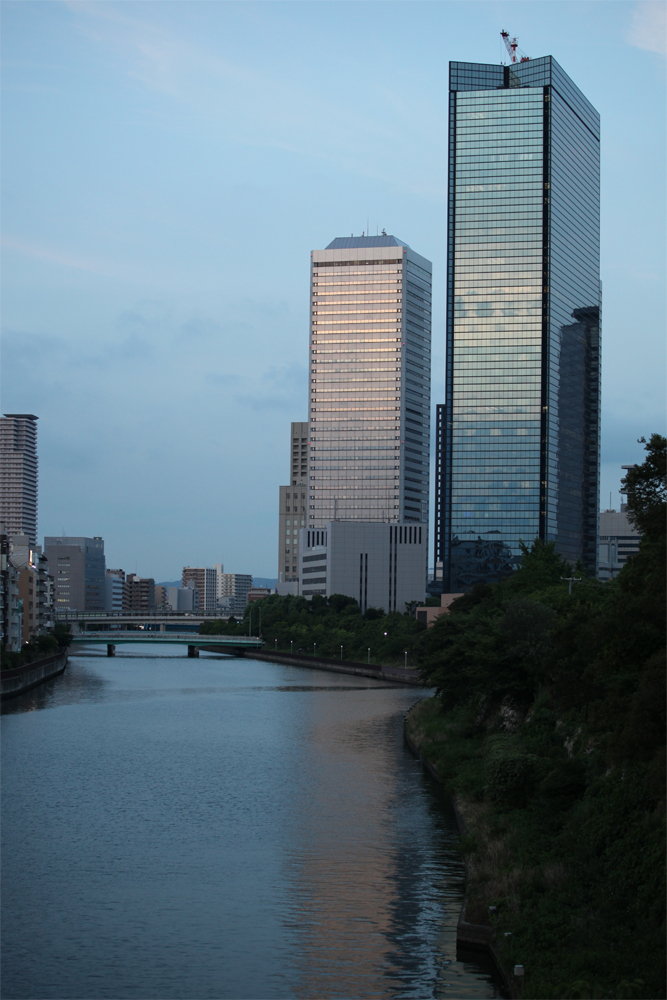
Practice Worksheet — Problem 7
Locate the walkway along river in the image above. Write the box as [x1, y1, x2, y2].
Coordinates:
[1, 645, 503, 999]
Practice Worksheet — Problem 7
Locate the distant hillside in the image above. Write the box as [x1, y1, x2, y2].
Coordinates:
[156, 577, 278, 589]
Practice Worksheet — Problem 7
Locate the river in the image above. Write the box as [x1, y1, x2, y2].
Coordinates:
[1, 646, 502, 999]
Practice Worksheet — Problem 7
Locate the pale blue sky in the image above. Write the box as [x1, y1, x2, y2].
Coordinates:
[2, 0, 665, 579]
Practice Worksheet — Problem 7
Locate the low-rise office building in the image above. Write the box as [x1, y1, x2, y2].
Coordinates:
[598, 509, 641, 582]
[44, 536, 105, 613]
[299, 521, 427, 614]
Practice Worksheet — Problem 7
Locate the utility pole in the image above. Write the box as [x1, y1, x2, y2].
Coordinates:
[560, 576, 582, 595]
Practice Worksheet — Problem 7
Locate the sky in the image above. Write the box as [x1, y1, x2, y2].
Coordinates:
[2, 0, 665, 580]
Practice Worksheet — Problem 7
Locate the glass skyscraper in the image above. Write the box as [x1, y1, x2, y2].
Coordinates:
[434, 57, 601, 592]
[308, 236, 432, 529]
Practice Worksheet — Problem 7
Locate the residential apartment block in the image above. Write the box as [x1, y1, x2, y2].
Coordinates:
[0, 414, 39, 546]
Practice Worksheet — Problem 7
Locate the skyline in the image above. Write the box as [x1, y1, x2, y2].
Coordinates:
[2, 1, 665, 579]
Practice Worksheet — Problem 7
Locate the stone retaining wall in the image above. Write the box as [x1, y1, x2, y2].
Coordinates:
[1, 650, 69, 699]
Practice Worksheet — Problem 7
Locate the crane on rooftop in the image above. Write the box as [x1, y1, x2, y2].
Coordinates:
[501, 30, 530, 64]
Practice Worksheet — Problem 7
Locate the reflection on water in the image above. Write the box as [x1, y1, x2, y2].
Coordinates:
[2, 648, 502, 999]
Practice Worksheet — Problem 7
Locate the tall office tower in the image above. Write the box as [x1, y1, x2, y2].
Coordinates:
[435, 57, 601, 592]
[0, 414, 38, 546]
[44, 536, 106, 613]
[309, 237, 432, 529]
[278, 421, 308, 583]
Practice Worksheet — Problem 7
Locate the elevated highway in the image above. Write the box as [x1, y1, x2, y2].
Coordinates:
[71, 632, 265, 657]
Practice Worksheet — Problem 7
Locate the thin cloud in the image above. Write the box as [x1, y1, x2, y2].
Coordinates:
[1, 235, 111, 276]
[628, 1, 667, 56]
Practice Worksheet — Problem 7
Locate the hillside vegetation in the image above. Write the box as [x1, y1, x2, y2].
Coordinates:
[409, 434, 666, 999]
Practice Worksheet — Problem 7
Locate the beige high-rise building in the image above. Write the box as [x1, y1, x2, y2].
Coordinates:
[308, 237, 432, 529]
[277, 422, 308, 585]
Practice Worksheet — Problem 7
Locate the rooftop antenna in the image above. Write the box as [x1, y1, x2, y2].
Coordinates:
[500, 29, 530, 64]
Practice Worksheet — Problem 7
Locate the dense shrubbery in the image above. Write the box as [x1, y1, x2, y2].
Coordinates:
[201, 592, 425, 666]
[0, 631, 61, 670]
[408, 434, 666, 1000]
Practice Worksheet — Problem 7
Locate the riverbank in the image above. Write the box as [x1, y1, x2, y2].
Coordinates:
[234, 649, 424, 685]
[405, 695, 665, 1000]
[1, 649, 68, 699]
[403, 704, 513, 998]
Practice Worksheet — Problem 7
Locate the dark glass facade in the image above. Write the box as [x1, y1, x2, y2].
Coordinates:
[436, 57, 600, 591]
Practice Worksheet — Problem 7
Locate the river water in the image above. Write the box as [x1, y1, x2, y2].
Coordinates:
[2, 647, 501, 999]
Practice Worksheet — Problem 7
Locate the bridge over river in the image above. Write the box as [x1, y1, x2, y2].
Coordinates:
[71, 632, 265, 657]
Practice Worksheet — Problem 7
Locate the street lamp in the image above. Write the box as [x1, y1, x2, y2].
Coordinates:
[367, 648, 370, 664]
[274, 638, 277, 652]
[313, 642, 317, 657]
[340, 645, 343, 660]
[404, 650, 408, 669]
[290, 640, 294, 654]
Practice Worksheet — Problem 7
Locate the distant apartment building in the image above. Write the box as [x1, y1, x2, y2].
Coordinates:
[182, 567, 217, 612]
[278, 421, 308, 585]
[299, 521, 427, 614]
[0, 414, 39, 546]
[11, 535, 53, 641]
[167, 585, 198, 612]
[247, 588, 271, 603]
[218, 573, 253, 614]
[105, 570, 125, 613]
[125, 574, 155, 612]
[44, 536, 106, 614]
[1, 525, 22, 651]
[154, 585, 169, 611]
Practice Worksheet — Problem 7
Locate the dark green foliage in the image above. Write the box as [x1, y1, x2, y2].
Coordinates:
[1, 630, 61, 669]
[200, 592, 424, 666]
[409, 436, 666, 999]
[621, 433, 666, 538]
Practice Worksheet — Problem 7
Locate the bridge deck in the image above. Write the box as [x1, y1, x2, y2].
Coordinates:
[71, 632, 264, 648]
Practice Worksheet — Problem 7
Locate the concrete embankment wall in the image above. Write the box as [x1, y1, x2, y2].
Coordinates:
[1, 650, 69, 699]
[223, 648, 424, 686]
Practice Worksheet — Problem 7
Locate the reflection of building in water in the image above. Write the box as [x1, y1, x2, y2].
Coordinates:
[434, 55, 601, 592]
[282, 694, 472, 999]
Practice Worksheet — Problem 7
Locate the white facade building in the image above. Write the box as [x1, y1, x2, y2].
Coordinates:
[104, 572, 124, 612]
[299, 520, 427, 614]
[598, 510, 640, 582]
[217, 573, 253, 614]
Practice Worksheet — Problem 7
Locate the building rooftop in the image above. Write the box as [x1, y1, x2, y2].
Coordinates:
[325, 235, 409, 250]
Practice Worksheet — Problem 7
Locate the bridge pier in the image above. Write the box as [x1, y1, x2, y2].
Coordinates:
[107, 644, 116, 657]
[187, 645, 199, 658]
